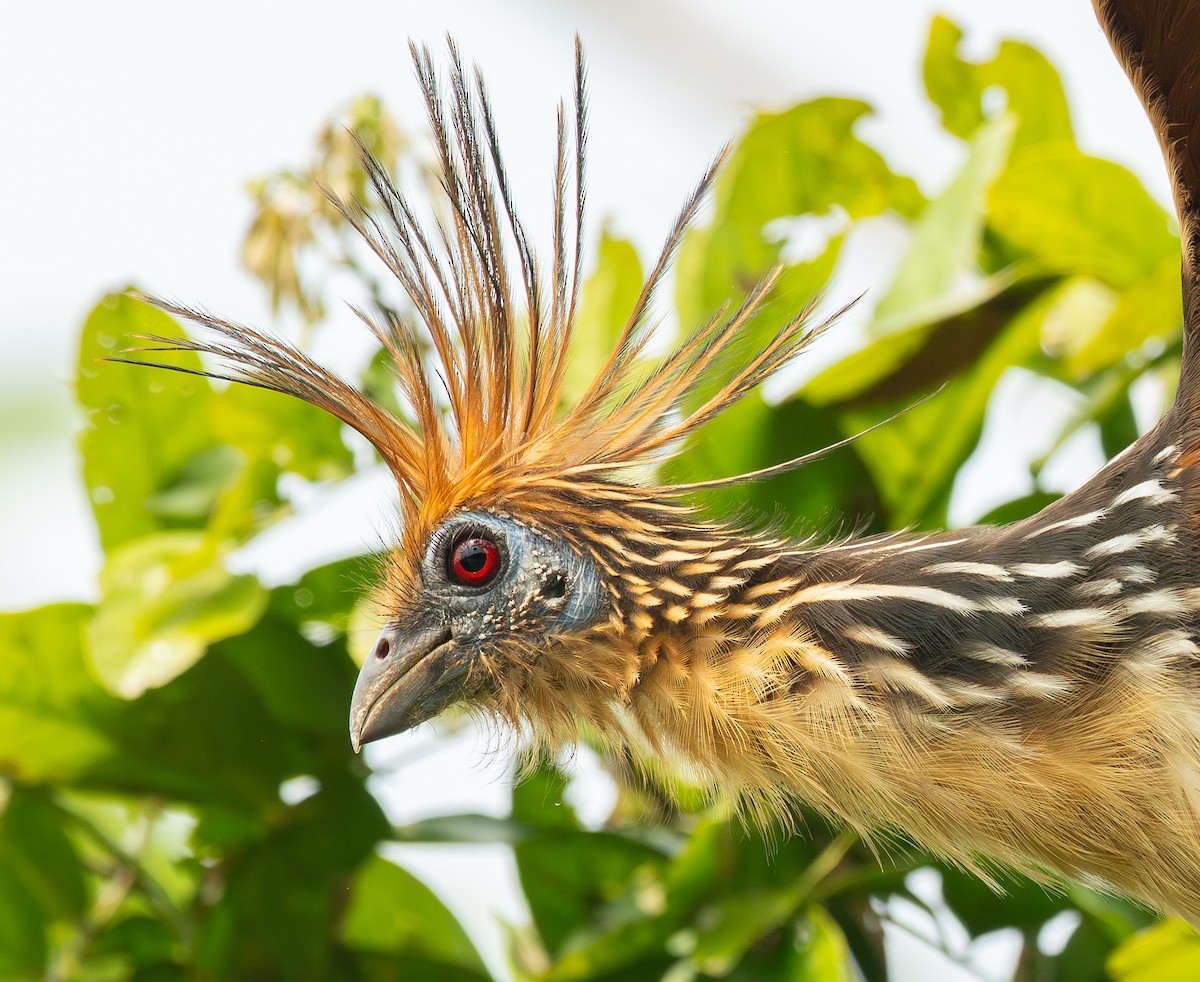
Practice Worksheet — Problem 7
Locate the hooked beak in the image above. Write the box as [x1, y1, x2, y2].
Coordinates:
[349, 622, 467, 752]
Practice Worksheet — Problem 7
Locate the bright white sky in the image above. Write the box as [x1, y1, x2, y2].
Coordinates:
[0, 0, 1172, 977]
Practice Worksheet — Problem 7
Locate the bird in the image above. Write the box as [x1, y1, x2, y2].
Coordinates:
[121, 0, 1200, 925]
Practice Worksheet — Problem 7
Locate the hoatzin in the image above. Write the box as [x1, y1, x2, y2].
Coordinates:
[122, 0, 1200, 924]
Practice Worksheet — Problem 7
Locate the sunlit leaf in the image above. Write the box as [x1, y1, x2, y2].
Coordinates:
[804, 270, 1047, 406]
[924, 15, 1073, 150]
[808, 276, 1054, 527]
[1064, 255, 1183, 378]
[0, 605, 115, 782]
[212, 382, 354, 485]
[565, 228, 644, 405]
[77, 294, 216, 551]
[676, 96, 922, 354]
[340, 854, 488, 974]
[988, 148, 1177, 289]
[789, 906, 855, 980]
[1108, 920, 1200, 982]
[873, 114, 1014, 332]
[88, 532, 268, 698]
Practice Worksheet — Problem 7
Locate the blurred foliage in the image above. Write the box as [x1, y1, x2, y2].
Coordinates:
[2, 15, 1195, 982]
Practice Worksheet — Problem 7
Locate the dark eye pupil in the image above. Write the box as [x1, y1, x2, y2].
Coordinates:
[458, 544, 487, 573]
[449, 536, 501, 586]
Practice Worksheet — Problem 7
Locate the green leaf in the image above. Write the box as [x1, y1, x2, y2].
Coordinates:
[340, 854, 487, 974]
[939, 865, 1068, 935]
[0, 604, 116, 783]
[90, 915, 179, 969]
[689, 889, 803, 974]
[1064, 255, 1184, 378]
[1108, 920, 1200, 982]
[217, 614, 355, 739]
[789, 906, 855, 980]
[923, 15, 1073, 150]
[512, 762, 582, 832]
[80, 294, 355, 555]
[89, 532, 268, 698]
[394, 812, 541, 845]
[77, 294, 217, 551]
[517, 829, 669, 958]
[667, 394, 884, 535]
[268, 555, 375, 636]
[804, 270, 1047, 406]
[193, 775, 388, 979]
[873, 114, 1015, 332]
[212, 382, 354, 484]
[988, 148, 1177, 289]
[0, 855, 47, 978]
[718, 98, 924, 228]
[1047, 915, 1120, 982]
[565, 228, 644, 405]
[79, 626, 332, 806]
[807, 275, 1055, 527]
[675, 97, 921, 352]
[976, 491, 1061, 526]
[0, 787, 88, 921]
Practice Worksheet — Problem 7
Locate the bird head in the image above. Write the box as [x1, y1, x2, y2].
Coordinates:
[351, 501, 608, 750]
[123, 40, 830, 753]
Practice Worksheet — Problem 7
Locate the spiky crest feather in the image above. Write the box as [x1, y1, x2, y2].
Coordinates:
[123, 40, 833, 594]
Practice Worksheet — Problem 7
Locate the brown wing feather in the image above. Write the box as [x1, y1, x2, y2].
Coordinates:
[1093, 0, 1200, 356]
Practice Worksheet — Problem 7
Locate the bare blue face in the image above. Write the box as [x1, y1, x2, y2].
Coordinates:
[349, 510, 605, 749]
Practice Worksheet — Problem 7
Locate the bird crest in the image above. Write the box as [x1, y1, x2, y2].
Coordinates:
[123, 40, 837, 598]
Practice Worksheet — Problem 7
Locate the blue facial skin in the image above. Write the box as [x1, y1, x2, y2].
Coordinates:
[422, 510, 604, 636]
[350, 509, 606, 747]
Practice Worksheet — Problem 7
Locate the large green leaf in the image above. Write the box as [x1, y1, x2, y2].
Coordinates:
[923, 15, 1073, 150]
[192, 775, 388, 980]
[873, 114, 1014, 332]
[565, 228, 645, 405]
[80, 293, 354, 554]
[88, 531, 267, 697]
[1109, 920, 1200, 981]
[988, 148, 1177, 289]
[217, 613, 356, 741]
[78, 294, 217, 551]
[1063, 255, 1183, 378]
[0, 857, 47, 979]
[0, 788, 88, 922]
[781, 906, 855, 981]
[512, 764, 670, 958]
[340, 854, 488, 976]
[668, 393, 884, 536]
[0, 605, 115, 783]
[806, 275, 1054, 527]
[939, 865, 1068, 935]
[517, 829, 669, 960]
[675, 96, 922, 355]
[804, 270, 1048, 407]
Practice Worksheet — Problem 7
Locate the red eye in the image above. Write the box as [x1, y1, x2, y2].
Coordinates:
[448, 536, 502, 586]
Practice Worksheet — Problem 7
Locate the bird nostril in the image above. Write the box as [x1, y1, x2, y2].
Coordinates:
[374, 637, 390, 660]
